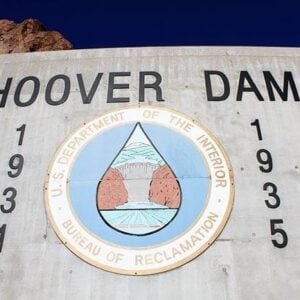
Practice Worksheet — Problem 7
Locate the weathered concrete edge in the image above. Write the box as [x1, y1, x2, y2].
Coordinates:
[0, 46, 300, 65]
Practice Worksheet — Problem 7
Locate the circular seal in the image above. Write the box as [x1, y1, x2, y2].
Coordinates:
[45, 106, 234, 275]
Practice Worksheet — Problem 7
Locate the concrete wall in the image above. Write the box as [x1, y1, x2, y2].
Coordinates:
[0, 47, 299, 299]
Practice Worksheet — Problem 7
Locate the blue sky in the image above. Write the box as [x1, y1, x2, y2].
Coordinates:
[1, 0, 299, 49]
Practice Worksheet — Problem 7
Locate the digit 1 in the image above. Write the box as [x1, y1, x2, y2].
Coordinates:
[16, 124, 26, 146]
[0, 224, 6, 253]
[251, 119, 263, 141]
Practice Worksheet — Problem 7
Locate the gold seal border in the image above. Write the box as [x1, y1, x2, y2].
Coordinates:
[44, 104, 234, 275]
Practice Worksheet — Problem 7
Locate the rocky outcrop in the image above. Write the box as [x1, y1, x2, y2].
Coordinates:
[149, 165, 181, 208]
[97, 168, 128, 210]
[98, 164, 181, 209]
[0, 19, 73, 54]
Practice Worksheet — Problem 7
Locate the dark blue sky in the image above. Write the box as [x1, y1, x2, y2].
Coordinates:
[1, 0, 300, 49]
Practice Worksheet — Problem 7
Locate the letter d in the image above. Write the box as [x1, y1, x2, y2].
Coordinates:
[204, 71, 230, 101]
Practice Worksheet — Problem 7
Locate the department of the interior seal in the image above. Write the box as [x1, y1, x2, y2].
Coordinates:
[45, 106, 234, 275]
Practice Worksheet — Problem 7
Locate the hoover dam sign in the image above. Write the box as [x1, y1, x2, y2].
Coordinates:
[0, 47, 299, 297]
[45, 106, 233, 275]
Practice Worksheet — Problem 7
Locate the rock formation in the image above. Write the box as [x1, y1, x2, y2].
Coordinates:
[149, 165, 181, 208]
[97, 168, 128, 210]
[0, 19, 73, 54]
[98, 164, 181, 210]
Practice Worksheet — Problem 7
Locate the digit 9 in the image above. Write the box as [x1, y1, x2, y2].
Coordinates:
[8, 154, 24, 178]
[256, 149, 273, 173]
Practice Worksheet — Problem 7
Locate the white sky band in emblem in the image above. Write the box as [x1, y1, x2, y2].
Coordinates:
[45, 106, 234, 275]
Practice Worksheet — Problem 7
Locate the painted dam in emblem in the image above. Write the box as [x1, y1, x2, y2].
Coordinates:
[96, 123, 181, 235]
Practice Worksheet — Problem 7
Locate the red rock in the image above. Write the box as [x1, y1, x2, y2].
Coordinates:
[0, 19, 73, 54]
[97, 168, 128, 210]
[149, 165, 180, 208]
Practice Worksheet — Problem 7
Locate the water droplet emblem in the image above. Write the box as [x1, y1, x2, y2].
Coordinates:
[97, 123, 181, 235]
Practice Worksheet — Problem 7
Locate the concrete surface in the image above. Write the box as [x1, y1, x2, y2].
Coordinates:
[0, 46, 299, 299]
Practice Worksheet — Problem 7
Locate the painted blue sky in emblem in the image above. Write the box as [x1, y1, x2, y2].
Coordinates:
[111, 123, 165, 168]
[69, 122, 209, 247]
